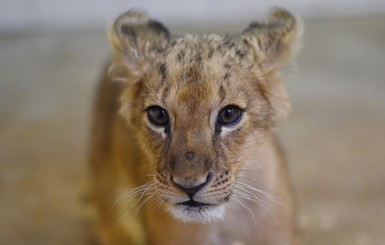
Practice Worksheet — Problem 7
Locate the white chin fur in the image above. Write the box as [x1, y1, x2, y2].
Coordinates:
[167, 204, 225, 223]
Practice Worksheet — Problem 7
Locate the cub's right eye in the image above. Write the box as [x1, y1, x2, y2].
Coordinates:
[146, 106, 169, 127]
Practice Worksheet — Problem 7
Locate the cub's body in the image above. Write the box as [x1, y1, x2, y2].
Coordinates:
[90, 9, 301, 245]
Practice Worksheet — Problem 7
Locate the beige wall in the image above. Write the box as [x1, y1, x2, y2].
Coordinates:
[1, 0, 385, 33]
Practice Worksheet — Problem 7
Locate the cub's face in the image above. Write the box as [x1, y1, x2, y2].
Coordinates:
[109, 10, 300, 222]
[125, 36, 272, 222]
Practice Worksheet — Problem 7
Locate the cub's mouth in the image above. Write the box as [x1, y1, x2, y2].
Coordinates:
[177, 200, 213, 208]
[168, 200, 224, 223]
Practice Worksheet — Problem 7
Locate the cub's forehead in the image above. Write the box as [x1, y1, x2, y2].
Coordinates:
[167, 34, 225, 63]
[144, 34, 255, 111]
[153, 34, 254, 87]
[165, 34, 251, 68]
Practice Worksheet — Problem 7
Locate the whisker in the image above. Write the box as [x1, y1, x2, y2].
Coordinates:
[134, 190, 158, 217]
[233, 179, 279, 211]
[112, 182, 157, 223]
[116, 187, 154, 224]
[109, 182, 155, 215]
[224, 198, 238, 210]
[152, 198, 166, 214]
[235, 177, 277, 206]
[236, 169, 263, 174]
[235, 176, 260, 185]
[233, 185, 262, 201]
[127, 184, 155, 209]
[234, 181, 277, 204]
[231, 195, 257, 228]
[232, 185, 269, 211]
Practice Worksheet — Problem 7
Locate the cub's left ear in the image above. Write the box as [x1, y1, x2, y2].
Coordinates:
[242, 8, 302, 73]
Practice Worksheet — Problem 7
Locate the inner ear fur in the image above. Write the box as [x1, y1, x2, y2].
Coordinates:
[108, 10, 170, 83]
[242, 8, 302, 73]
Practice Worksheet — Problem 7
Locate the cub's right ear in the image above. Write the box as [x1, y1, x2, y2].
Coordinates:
[241, 8, 302, 74]
[108, 10, 170, 83]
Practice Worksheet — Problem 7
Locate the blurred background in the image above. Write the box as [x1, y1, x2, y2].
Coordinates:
[1, 0, 384, 244]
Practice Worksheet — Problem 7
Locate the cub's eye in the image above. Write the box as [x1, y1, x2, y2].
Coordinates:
[217, 105, 243, 126]
[146, 106, 169, 127]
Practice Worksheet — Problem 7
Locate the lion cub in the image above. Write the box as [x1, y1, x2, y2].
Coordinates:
[89, 8, 301, 245]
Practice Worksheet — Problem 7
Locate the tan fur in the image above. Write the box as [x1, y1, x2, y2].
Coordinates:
[89, 8, 302, 245]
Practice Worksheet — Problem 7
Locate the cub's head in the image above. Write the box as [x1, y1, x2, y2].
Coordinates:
[109, 9, 301, 222]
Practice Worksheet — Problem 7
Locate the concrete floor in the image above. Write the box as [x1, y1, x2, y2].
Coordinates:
[1, 16, 385, 245]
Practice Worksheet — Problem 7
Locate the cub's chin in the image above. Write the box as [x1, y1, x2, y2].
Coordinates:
[166, 201, 225, 223]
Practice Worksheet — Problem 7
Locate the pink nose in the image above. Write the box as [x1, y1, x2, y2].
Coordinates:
[172, 172, 213, 198]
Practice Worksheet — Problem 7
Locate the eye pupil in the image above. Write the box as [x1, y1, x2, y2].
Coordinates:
[147, 106, 169, 126]
[156, 110, 166, 121]
[218, 105, 243, 126]
[224, 108, 234, 120]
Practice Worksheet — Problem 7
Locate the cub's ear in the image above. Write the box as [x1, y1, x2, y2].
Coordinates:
[242, 8, 302, 73]
[108, 10, 170, 83]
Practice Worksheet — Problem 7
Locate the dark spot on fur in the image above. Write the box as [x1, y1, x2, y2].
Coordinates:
[224, 195, 230, 202]
[255, 37, 262, 51]
[224, 63, 231, 69]
[223, 72, 231, 81]
[195, 52, 203, 63]
[219, 85, 226, 102]
[236, 49, 246, 59]
[176, 50, 185, 62]
[186, 66, 201, 82]
[159, 63, 168, 82]
[223, 39, 230, 46]
[161, 85, 170, 104]
[169, 40, 177, 46]
[207, 47, 214, 59]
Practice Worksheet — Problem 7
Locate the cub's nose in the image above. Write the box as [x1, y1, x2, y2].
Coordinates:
[172, 172, 213, 198]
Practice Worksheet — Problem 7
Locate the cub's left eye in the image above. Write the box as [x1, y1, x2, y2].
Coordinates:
[217, 105, 244, 126]
[146, 106, 169, 127]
